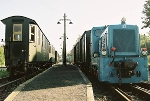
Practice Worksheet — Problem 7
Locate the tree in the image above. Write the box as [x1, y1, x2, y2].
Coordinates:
[0, 47, 5, 66]
[142, 0, 150, 29]
[140, 34, 150, 55]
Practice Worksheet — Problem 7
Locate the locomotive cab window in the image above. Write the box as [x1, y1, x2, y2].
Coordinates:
[94, 29, 102, 37]
[13, 24, 22, 41]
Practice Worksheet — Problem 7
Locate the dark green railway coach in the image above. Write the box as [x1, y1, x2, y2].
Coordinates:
[1, 16, 56, 75]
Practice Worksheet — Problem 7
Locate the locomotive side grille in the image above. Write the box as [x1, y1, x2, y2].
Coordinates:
[113, 29, 135, 52]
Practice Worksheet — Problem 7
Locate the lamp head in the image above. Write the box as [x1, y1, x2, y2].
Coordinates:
[69, 21, 73, 24]
[57, 21, 61, 24]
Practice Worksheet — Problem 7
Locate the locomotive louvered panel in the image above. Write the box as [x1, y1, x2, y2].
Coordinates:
[113, 29, 135, 52]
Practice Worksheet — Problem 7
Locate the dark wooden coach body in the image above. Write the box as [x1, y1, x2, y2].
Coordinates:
[1, 16, 54, 75]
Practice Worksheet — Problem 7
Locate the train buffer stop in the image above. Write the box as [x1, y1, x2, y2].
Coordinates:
[4, 63, 94, 101]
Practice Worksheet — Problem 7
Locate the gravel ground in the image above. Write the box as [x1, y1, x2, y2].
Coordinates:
[84, 73, 119, 101]
[84, 70, 150, 101]
[12, 64, 87, 101]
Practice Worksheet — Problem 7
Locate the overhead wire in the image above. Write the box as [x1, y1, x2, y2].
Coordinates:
[36, 0, 65, 53]
[36, 0, 63, 16]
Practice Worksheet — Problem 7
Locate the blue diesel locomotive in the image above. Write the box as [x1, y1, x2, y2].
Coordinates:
[72, 18, 149, 84]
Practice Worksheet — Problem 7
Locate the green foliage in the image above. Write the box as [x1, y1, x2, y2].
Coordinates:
[148, 55, 150, 64]
[0, 70, 9, 78]
[140, 34, 150, 55]
[142, 0, 150, 28]
[0, 47, 5, 66]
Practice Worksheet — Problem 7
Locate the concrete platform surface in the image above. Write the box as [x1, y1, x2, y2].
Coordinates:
[5, 63, 94, 101]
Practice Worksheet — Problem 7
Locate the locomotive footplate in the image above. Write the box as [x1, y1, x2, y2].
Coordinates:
[114, 59, 138, 78]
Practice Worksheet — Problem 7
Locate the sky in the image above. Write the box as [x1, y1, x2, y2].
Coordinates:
[0, 0, 149, 54]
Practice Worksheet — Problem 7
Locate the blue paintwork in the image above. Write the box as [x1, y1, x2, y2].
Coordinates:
[108, 24, 140, 56]
[91, 22, 149, 83]
[98, 57, 148, 83]
[90, 26, 106, 69]
[73, 20, 149, 84]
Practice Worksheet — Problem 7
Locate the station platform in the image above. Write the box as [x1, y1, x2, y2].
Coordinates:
[4, 63, 94, 101]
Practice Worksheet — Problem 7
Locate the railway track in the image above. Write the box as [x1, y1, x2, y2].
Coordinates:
[82, 69, 150, 101]
[0, 77, 9, 83]
[0, 68, 46, 101]
[0, 73, 28, 86]
[132, 84, 150, 100]
[110, 83, 150, 101]
[110, 85, 133, 101]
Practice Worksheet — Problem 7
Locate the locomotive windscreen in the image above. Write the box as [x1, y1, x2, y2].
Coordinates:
[113, 29, 135, 52]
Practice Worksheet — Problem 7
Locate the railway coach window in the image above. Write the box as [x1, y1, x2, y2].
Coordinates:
[29, 25, 35, 42]
[38, 30, 40, 45]
[13, 24, 22, 41]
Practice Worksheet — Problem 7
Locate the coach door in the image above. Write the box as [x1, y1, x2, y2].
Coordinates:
[29, 24, 37, 62]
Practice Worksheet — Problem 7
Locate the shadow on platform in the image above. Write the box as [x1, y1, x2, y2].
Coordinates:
[21, 64, 85, 91]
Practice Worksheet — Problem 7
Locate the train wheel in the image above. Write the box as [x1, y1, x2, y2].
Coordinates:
[10, 67, 15, 76]
[92, 66, 95, 76]
[23, 67, 27, 75]
[24, 60, 27, 75]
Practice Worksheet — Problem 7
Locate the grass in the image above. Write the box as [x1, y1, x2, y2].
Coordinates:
[0, 70, 9, 78]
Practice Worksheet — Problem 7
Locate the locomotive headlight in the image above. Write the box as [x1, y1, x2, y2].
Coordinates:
[102, 51, 107, 55]
[102, 48, 107, 56]
[93, 53, 99, 58]
[141, 48, 147, 56]
[121, 17, 126, 23]
[142, 50, 147, 55]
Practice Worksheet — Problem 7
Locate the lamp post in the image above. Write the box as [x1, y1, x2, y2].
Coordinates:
[57, 13, 73, 66]
[60, 41, 63, 63]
